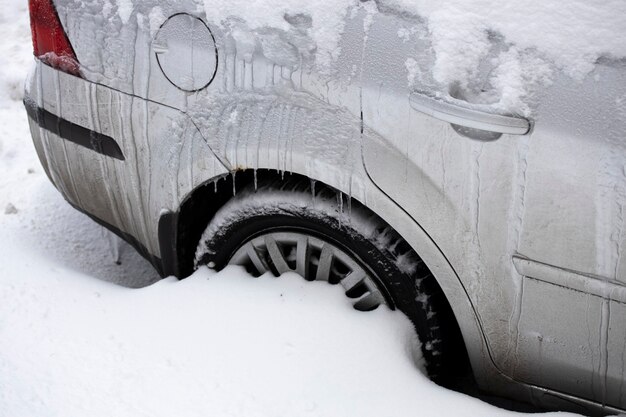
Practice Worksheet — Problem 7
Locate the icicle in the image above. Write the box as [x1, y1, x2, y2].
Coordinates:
[338, 191, 344, 213]
[250, 59, 254, 90]
[347, 177, 353, 221]
[310, 179, 316, 204]
[272, 64, 276, 85]
[112, 240, 121, 265]
[338, 191, 344, 227]
[214, 178, 218, 193]
[347, 195, 352, 221]
[232, 171, 237, 196]
[298, 55, 304, 90]
[104, 228, 121, 265]
[253, 169, 258, 191]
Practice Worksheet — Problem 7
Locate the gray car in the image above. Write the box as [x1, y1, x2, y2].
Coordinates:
[23, 0, 626, 414]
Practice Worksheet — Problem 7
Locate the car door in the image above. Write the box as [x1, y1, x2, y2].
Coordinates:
[359, 9, 626, 408]
[508, 59, 626, 407]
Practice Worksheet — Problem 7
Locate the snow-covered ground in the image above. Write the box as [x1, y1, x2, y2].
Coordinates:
[0, 1, 581, 416]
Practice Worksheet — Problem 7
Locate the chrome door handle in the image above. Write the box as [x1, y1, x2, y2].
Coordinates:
[409, 91, 530, 135]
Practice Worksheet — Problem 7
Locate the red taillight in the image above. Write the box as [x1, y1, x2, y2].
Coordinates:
[28, 0, 80, 76]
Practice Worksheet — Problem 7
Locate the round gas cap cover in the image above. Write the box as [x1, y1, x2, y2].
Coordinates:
[153, 13, 218, 92]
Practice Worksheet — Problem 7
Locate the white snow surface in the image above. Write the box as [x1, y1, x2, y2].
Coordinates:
[385, 0, 626, 79]
[204, 0, 625, 80]
[203, 0, 355, 70]
[0, 0, 583, 415]
[200, 0, 624, 114]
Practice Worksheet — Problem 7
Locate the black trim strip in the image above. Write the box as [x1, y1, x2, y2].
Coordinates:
[24, 98, 125, 160]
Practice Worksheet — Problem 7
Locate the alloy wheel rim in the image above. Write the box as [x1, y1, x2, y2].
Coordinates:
[228, 231, 388, 311]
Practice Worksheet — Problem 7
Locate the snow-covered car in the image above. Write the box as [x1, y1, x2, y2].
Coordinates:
[23, 0, 626, 413]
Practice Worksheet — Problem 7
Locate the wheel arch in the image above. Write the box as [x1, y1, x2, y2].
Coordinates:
[159, 167, 498, 384]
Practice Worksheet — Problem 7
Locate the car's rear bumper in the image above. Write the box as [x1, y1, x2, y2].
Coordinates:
[23, 62, 168, 274]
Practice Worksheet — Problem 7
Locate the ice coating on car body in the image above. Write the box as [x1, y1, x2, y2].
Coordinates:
[21, 0, 626, 412]
[54, 0, 626, 115]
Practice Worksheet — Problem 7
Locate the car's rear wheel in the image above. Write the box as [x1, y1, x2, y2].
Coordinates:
[195, 178, 450, 379]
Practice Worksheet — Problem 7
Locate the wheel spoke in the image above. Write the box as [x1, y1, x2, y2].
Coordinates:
[245, 242, 269, 275]
[315, 243, 333, 281]
[264, 235, 291, 275]
[353, 291, 385, 311]
[339, 270, 366, 292]
[295, 236, 309, 278]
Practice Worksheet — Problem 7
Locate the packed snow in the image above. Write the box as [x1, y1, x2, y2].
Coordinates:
[0, 0, 591, 415]
[197, 0, 626, 115]
[385, 0, 626, 79]
[202, 0, 625, 79]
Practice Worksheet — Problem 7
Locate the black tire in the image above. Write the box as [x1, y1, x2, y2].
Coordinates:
[196, 178, 450, 379]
